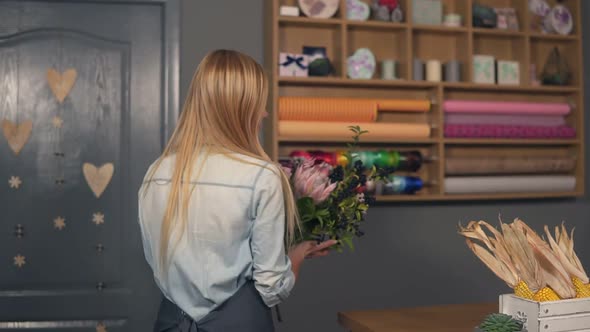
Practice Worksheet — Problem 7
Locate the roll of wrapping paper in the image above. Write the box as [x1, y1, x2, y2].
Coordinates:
[279, 121, 431, 139]
[289, 150, 423, 172]
[279, 97, 377, 122]
[278, 97, 431, 122]
[444, 114, 567, 127]
[376, 99, 430, 112]
[443, 100, 571, 115]
[370, 176, 424, 195]
[289, 150, 341, 166]
[384, 175, 424, 194]
[444, 175, 576, 194]
[445, 157, 576, 175]
[354, 150, 423, 172]
[444, 124, 576, 138]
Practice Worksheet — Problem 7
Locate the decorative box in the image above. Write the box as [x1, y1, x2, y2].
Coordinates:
[412, 0, 442, 25]
[497, 60, 520, 85]
[347, 48, 376, 79]
[280, 5, 300, 17]
[473, 55, 495, 84]
[279, 53, 308, 77]
[347, 0, 370, 21]
[500, 294, 590, 332]
[494, 8, 519, 30]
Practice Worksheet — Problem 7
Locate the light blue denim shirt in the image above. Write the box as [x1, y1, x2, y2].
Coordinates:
[137, 153, 295, 322]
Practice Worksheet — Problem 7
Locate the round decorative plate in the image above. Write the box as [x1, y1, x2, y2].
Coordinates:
[545, 5, 573, 35]
[298, 0, 340, 19]
[347, 48, 376, 79]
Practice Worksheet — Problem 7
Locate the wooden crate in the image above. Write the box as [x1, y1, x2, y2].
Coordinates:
[500, 294, 590, 332]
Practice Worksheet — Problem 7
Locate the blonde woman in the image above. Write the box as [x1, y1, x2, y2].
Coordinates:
[138, 50, 336, 331]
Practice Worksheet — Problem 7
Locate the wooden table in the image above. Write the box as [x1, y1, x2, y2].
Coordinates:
[338, 303, 497, 332]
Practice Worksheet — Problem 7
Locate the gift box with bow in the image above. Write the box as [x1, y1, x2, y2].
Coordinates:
[279, 53, 309, 77]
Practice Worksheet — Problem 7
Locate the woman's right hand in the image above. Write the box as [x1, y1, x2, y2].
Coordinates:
[288, 240, 338, 280]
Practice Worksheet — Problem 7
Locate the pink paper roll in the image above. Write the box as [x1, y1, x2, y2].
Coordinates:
[444, 100, 571, 115]
[444, 124, 576, 138]
[444, 114, 566, 127]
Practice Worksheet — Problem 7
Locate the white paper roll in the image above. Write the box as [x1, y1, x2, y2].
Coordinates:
[426, 60, 442, 82]
[444, 175, 576, 194]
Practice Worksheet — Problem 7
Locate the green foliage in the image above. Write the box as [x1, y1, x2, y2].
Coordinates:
[295, 126, 387, 251]
[479, 313, 523, 332]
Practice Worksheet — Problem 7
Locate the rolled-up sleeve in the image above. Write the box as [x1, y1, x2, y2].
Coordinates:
[250, 167, 295, 307]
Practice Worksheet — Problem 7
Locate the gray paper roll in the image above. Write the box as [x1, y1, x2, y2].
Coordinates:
[444, 175, 576, 194]
[413, 59, 424, 81]
[444, 60, 461, 82]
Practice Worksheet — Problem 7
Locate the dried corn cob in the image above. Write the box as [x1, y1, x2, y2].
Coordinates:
[459, 219, 578, 302]
[459, 221, 533, 300]
[514, 280, 535, 300]
[513, 219, 576, 300]
[533, 286, 561, 302]
[545, 224, 590, 298]
[572, 277, 590, 298]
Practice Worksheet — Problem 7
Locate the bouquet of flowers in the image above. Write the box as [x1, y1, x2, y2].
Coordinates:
[281, 126, 388, 251]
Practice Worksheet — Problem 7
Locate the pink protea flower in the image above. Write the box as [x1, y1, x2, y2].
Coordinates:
[293, 159, 337, 204]
[281, 166, 293, 178]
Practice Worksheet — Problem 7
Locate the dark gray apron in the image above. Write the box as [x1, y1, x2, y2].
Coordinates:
[153, 281, 274, 332]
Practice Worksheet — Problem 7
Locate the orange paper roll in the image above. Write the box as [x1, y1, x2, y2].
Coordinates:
[279, 121, 431, 139]
[279, 97, 377, 122]
[376, 99, 431, 112]
[278, 97, 431, 122]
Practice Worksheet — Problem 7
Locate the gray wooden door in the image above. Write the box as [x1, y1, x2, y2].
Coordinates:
[0, 1, 179, 331]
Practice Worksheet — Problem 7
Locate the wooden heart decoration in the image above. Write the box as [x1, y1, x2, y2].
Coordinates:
[83, 162, 114, 198]
[47, 68, 77, 103]
[1, 119, 33, 155]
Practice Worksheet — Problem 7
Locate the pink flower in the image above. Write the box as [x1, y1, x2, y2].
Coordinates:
[281, 166, 292, 178]
[293, 159, 337, 204]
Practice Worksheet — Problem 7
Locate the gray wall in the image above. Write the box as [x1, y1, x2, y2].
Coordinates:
[180, 1, 590, 331]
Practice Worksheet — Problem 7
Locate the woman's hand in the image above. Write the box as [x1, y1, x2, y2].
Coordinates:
[288, 240, 338, 280]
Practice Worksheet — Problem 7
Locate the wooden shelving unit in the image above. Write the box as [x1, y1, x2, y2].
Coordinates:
[264, 0, 584, 201]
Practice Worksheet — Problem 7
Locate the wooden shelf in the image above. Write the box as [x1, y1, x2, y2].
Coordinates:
[438, 191, 583, 201]
[279, 136, 438, 144]
[375, 194, 443, 202]
[267, 0, 584, 202]
[473, 28, 525, 37]
[278, 77, 438, 89]
[278, 16, 342, 26]
[376, 191, 582, 202]
[529, 32, 579, 41]
[442, 82, 580, 93]
[278, 78, 580, 93]
[346, 20, 407, 30]
[444, 138, 581, 146]
[412, 24, 468, 33]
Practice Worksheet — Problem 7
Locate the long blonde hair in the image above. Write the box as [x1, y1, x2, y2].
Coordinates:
[144, 50, 299, 271]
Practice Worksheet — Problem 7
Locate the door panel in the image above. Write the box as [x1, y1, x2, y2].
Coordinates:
[0, 1, 179, 331]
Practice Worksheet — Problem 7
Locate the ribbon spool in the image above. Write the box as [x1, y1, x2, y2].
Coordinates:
[367, 176, 424, 195]
[289, 150, 424, 172]
[351, 150, 423, 172]
[383, 175, 424, 194]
